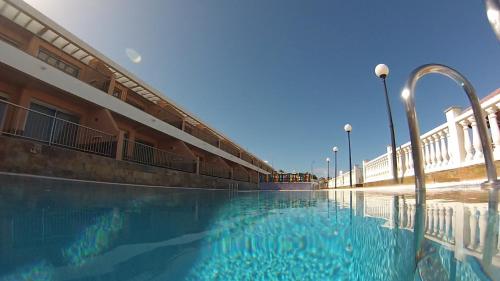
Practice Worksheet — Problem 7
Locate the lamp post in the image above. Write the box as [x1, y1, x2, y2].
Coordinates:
[375, 64, 398, 184]
[326, 157, 330, 188]
[344, 124, 353, 188]
[333, 147, 338, 189]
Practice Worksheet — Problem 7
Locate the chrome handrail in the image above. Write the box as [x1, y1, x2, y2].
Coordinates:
[402, 64, 499, 189]
[401, 63, 500, 271]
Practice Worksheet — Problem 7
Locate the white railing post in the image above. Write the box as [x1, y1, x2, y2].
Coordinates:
[468, 207, 478, 250]
[433, 134, 442, 167]
[362, 160, 368, 184]
[485, 106, 500, 159]
[387, 146, 394, 180]
[469, 117, 484, 161]
[445, 107, 465, 166]
[439, 130, 449, 166]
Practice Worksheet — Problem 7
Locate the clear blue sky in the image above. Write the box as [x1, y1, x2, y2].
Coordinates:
[26, 0, 500, 176]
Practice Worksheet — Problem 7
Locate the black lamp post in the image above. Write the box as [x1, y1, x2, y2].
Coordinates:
[326, 157, 330, 187]
[333, 146, 338, 189]
[344, 124, 353, 188]
[375, 64, 398, 184]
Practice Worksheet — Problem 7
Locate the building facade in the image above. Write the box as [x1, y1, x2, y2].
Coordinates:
[0, 0, 272, 187]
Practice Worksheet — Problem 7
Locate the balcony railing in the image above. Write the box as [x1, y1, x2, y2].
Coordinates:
[232, 169, 249, 182]
[0, 11, 266, 171]
[199, 161, 231, 179]
[0, 99, 116, 157]
[220, 141, 240, 157]
[122, 139, 196, 173]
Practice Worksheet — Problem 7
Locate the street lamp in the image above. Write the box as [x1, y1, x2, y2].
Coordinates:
[332, 146, 338, 189]
[326, 157, 330, 188]
[375, 64, 398, 184]
[344, 124, 353, 188]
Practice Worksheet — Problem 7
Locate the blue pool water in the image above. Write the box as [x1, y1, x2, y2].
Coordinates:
[0, 176, 498, 280]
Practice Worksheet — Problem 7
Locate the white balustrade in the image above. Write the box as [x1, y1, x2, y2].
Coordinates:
[363, 90, 500, 183]
[329, 165, 363, 187]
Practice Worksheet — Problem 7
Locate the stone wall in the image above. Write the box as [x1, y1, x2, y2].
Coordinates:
[0, 136, 258, 189]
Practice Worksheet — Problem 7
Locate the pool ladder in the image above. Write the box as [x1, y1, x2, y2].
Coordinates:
[402, 64, 500, 191]
[401, 64, 500, 273]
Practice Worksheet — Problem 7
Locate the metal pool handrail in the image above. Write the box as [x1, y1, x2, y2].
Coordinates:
[401, 64, 499, 190]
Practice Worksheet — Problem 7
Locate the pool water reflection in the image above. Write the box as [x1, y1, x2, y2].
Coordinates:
[0, 178, 498, 280]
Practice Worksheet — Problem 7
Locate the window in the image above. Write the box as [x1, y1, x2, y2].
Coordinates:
[112, 88, 122, 99]
[0, 33, 19, 47]
[126, 99, 145, 111]
[37, 48, 80, 78]
[24, 102, 79, 143]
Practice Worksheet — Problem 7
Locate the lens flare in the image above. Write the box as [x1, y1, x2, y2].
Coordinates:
[0, 260, 54, 281]
[62, 209, 124, 267]
[126, 48, 142, 64]
[401, 89, 410, 100]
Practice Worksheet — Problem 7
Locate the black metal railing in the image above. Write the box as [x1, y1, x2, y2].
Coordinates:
[0, 99, 116, 157]
[122, 139, 196, 173]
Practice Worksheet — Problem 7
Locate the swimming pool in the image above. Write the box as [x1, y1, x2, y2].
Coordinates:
[0, 176, 498, 280]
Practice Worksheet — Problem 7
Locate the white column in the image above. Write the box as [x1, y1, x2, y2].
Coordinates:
[407, 204, 413, 229]
[454, 204, 466, 261]
[439, 128, 450, 166]
[470, 117, 484, 161]
[445, 206, 454, 243]
[397, 149, 403, 177]
[387, 146, 394, 180]
[362, 160, 367, 183]
[434, 134, 443, 167]
[408, 147, 414, 173]
[439, 206, 446, 238]
[433, 204, 439, 236]
[429, 137, 437, 168]
[486, 106, 500, 159]
[439, 130, 449, 166]
[445, 129, 454, 164]
[445, 107, 465, 165]
[403, 148, 410, 173]
[460, 120, 474, 162]
[423, 138, 431, 169]
[427, 205, 434, 234]
[402, 201, 408, 227]
[477, 207, 488, 252]
[468, 207, 478, 250]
